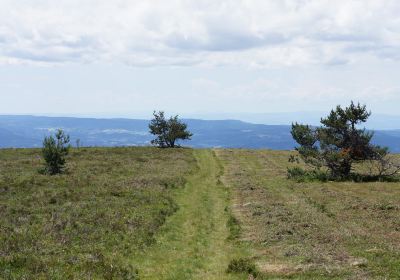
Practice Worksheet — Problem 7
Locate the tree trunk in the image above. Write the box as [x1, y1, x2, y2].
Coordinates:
[341, 160, 352, 178]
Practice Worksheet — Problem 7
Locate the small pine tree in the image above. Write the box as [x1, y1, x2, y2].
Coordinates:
[149, 111, 192, 148]
[291, 101, 389, 179]
[42, 129, 71, 175]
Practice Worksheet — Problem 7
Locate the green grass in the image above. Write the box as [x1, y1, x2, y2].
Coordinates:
[216, 149, 400, 279]
[0, 147, 196, 279]
[132, 149, 250, 279]
[1, 147, 399, 279]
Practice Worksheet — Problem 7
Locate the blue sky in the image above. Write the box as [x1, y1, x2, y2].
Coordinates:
[1, 0, 400, 118]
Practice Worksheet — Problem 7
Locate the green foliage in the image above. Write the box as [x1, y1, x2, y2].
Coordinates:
[287, 167, 329, 182]
[149, 111, 192, 148]
[287, 166, 306, 179]
[291, 101, 391, 179]
[287, 166, 400, 183]
[41, 129, 71, 175]
[226, 258, 259, 277]
[226, 214, 241, 240]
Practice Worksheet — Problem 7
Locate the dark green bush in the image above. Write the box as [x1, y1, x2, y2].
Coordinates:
[287, 166, 306, 179]
[288, 165, 400, 183]
[348, 173, 400, 183]
[226, 258, 259, 277]
[41, 129, 70, 175]
[287, 167, 329, 182]
[226, 215, 241, 240]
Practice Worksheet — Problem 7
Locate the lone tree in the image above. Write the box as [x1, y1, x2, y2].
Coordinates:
[149, 111, 192, 148]
[42, 129, 71, 175]
[291, 101, 394, 179]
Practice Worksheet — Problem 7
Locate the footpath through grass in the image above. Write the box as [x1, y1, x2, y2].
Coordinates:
[133, 149, 249, 279]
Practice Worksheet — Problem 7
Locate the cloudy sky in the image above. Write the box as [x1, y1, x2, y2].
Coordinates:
[1, 0, 400, 119]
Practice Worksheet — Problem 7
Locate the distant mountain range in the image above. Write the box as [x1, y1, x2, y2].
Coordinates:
[182, 112, 400, 130]
[0, 115, 400, 152]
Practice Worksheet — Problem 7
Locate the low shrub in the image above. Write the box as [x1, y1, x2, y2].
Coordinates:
[287, 166, 306, 179]
[226, 258, 259, 277]
[348, 173, 400, 183]
[226, 214, 241, 240]
[287, 167, 329, 182]
[288, 166, 400, 183]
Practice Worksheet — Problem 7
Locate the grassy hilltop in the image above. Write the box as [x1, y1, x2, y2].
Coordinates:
[218, 149, 400, 279]
[0, 147, 196, 279]
[1, 147, 399, 279]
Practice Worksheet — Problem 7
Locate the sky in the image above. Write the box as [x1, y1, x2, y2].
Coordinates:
[0, 0, 400, 119]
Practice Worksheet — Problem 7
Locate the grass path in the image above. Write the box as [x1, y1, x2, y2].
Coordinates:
[133, 149, 247, 280]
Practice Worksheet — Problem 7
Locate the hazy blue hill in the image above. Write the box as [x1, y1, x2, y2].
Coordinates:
[185, 119, 295, 149]
[0, 115, 399, 152]
[0, 127, 37, 147]
[373, 130, 400, 152]
[0, 115, 151, 147]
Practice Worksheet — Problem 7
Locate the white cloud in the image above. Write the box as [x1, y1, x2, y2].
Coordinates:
[0, 0, 399, 67]
[1, 0, 400, 117]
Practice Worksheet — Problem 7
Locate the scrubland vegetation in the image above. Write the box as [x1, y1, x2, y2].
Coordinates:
[1, 147, 399, 279]
[0, 147, 195, 279]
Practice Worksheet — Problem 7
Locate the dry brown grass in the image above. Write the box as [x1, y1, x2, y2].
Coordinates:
[216, 149, 400, 279]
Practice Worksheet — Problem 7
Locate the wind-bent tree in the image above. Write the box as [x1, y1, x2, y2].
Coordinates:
[291, 102, 392, 179]
[149, 111, 192, 148]
[42, 129, 71, 175]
